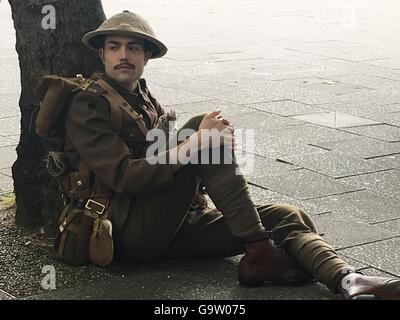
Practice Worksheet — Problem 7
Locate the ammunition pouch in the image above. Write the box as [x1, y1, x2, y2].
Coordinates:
[54, 160, 114, 266]
[54, 198, 114, 266]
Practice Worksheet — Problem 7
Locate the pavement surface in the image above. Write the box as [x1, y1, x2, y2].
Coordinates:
[1, 0, 400, 300]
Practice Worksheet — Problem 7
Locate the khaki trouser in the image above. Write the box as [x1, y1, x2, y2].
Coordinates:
[115, 115, 350, 290]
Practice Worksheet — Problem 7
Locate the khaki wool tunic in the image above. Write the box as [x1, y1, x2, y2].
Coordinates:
[64, 74, 179, 235]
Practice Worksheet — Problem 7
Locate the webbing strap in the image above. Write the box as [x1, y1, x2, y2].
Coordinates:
[96, 79, 149, 137]
[56, 208, 81, 258]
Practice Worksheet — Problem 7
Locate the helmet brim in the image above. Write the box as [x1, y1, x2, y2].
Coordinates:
[82, 29, 168, 59]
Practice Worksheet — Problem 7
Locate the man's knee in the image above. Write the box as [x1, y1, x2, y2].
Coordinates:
[279, 204, 316, 232]
[179, 113, 206, 131]
[262, 203, 317, 232]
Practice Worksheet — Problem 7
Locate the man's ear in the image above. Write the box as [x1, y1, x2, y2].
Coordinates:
[144, 51, 152, 65]
[98, 48, 105, 64]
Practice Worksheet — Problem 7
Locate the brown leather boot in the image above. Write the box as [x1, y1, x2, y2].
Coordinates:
[338, 273, 400, 300]
[238, 232, 313, 287]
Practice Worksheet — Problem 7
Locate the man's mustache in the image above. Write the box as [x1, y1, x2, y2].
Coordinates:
[114, 63, 135, 70]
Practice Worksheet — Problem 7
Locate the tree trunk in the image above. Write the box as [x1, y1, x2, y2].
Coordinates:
[8, 0, 105, 231]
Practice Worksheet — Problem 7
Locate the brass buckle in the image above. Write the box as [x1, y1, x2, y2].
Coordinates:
[85, 199, 106, 216]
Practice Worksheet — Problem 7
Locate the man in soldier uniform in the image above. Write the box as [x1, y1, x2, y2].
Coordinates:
[63, 10, 400, 300]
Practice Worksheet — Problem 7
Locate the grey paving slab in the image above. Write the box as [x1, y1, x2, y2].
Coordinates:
[274, 77, 375, 96]
[215, 87, 281, 105]
[0, 95, 20, 110]
[238, 153, 300, 180]
[377, 112, 400, 128]
[252, 169, 363, 200]
[320, 91, 400, 110]
[212, 59, 323, 77]
[237, 122, 358, 159]
[368, 56, 400, 69]
[6, 135, 19, 146]
[0, 168, 11, 177]
[27, 261, 337, 300]
[231, 110, 303, 133]
[271, 86, 339, 105]
[158, 45, 262, 62]
[303, 190, 400, 224]
[312, 213, 396, 250]
[0, 146, 17, 169]
[0, 108, 20, 119]
[145, 67, 195, 90]
[284, 42, 389, 62]
[338, 170, 400, 200]
[311, 137, 400, 159]
[281, 123, 358, 142]
[251, 139, 325, 160]
[148, 57, 208, 69]
[311, 58, 381, 78]
[341, 124, 400, 142]
[331, 73, 400, 93]
[277, 148, 386, 178]
[235, 120, 358, 149]
[0, 136, 13, 148]
[367, 153, 400, 170]
[248, 185, 332, 216]
[0, 117, 19, 137]
[339, 238, 400, 277]
[371, 69, 400, 82]
[318, 102, 400, 123]
[147, 63, 279, 101]
[316, 101, 381, 113]
[245, 100, 328, 117]
[337, 254, 369, 271]
[340, 252, 400, 278]
[173, 99, 255, 117]
[370, 219, 400, 235]
[0, 173, 13, 194]
[0, 289, 15, 300]
[149, 84, 213, 106]
[357, 267, 400, 279]
[291, 112, 380, 129]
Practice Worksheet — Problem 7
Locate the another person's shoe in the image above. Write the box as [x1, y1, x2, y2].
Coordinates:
[338, 273, 400, 300]
[238, 233, 313, 287]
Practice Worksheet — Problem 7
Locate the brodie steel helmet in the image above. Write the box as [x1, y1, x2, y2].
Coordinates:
[82, 10, 167, 59]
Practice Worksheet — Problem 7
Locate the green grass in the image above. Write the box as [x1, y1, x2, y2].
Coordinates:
[0, 193, 16, 210]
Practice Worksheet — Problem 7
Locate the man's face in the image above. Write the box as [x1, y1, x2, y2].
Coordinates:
[99, 35, 150, 88]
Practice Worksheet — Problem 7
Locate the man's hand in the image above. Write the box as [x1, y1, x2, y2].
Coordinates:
[197, 110, 235, 150]
[199, 110, 231, 131]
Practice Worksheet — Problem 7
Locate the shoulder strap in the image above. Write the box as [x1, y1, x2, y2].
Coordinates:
[96, 79, 148, 137]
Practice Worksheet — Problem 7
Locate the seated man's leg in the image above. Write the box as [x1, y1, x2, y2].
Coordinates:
[168, 113, 265, 239]
[165, 114, 309, 280]
[161, 203, 312, 286]
[243, 203, 347, 288]
[256, 203, 400, 300]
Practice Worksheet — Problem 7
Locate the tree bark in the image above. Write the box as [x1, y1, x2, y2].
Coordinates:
[8, 0, 105, 231]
